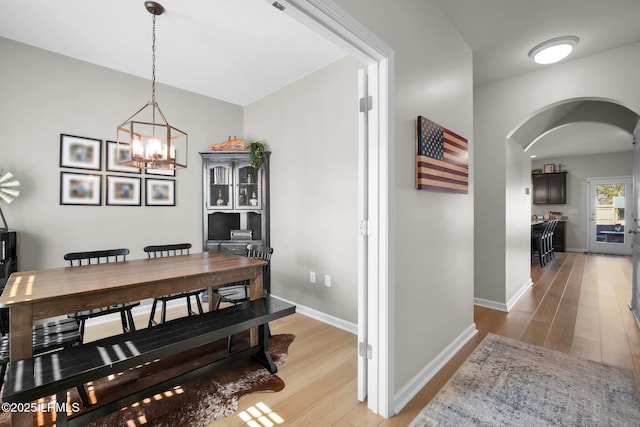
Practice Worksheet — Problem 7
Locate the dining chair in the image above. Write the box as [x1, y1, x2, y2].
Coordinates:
[144, 243, 205, 327]
[64, 248, 140, 343]
[544, 219, 559, 264]
[532, 221, 551, 267]
[213, 244, 273, 352]
[0, 258, 90, 405]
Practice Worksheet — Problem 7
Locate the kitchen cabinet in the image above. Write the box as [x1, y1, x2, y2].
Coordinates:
[532, 172, 566, 204]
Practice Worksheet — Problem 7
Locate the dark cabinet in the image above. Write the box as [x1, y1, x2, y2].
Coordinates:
[553, 221, 566, 252]
[532, 172, 566, 204]
[1, 230, 17, 280]
[200, 151, 270, 254]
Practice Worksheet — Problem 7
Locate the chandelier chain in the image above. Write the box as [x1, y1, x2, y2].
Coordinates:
[151, 13, 157, 105]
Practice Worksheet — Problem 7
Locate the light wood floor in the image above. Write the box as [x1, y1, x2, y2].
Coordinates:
[85, 252, 640, 426]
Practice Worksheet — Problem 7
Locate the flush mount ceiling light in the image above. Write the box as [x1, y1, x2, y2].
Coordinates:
[528, 36, 579, 65]
[117, 1, 187, 170]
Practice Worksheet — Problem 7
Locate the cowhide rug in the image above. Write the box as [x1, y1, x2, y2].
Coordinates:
[0, 332, 295, 427]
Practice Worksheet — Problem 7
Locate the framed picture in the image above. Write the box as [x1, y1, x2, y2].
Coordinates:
[60, 172, 102, 205]
[544, 164, 555, 173]
[146, 167, 176, 177]
[60, 134, 102, 170]
[146, 178, 175, 206]
[106, 141, 140, 174]
[106, 175, 141, 206]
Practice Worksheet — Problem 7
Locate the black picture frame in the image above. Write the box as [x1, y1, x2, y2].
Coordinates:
[106, 175, 142, 206]
[146, 178, 175, 206]
[60, 172, 102, 205]
[106, 141, 141, 174]
[60, 134, 102, 171]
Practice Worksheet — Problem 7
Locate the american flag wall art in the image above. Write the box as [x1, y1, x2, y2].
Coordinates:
[416, 116, 469, 194]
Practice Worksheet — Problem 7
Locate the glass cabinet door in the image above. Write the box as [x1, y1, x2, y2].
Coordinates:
[207, 164, 232, 209]
[235, 163, 261, 209]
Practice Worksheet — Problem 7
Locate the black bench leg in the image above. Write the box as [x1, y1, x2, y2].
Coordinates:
[56, 391, 69, 427]
[161, 300, 168, 324]
[78, 319, 86, 344]
[252, 324, 277, 374]
[77, 384, 91, 408]
[148, 299, 159, 327]
[186, 296, 194, 316]
[195, 294, 204, 315]
[126, 308, 136, 333]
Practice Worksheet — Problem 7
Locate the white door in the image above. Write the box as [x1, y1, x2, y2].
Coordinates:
[357, 68, 369, 401]
[588, 176, 633, 256]
[631, 122, 640, 324]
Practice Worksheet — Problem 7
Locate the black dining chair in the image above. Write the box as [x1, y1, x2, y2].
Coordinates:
[144, 243, 205, 327]
[0, 258, 90, 406]
[64, 248, 140, 343]
[214, 244, 273, 352]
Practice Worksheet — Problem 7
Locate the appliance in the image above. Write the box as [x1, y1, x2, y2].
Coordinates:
[116, 1, 187, 171]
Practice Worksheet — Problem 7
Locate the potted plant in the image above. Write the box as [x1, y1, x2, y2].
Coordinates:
[246, 140, 266, 170]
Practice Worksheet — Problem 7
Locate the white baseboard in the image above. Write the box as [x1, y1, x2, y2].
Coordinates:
[393, 323, 478, 415]
[273, 295, 358, 335]
[474, 279, 532, 312]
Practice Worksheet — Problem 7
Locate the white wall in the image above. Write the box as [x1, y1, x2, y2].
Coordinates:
[244, 56, 361, 324]
[475, 42, 640, 307]
[0, 38, 243, 269]
[332, 0, 474, 397]
[532, 151, 633, 252]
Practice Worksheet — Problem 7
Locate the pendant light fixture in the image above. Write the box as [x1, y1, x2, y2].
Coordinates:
[116, 1, 187, 170]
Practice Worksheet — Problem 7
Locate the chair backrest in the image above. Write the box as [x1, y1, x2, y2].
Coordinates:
[546, 219, 558, 236]
[64, 248, 130, 266]
[143, 243, 192, 258]
[246, 244, 273, 263]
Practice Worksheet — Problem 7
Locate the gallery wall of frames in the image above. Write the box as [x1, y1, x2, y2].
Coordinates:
[58, 134, 176, 207]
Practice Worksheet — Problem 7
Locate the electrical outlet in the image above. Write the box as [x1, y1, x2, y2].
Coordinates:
[325, 274, 331, 287]
[310, 271, 316, 283]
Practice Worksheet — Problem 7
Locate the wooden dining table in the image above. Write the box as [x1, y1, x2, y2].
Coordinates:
[0, 251, 267, 426]
[0, 251, 265, 362]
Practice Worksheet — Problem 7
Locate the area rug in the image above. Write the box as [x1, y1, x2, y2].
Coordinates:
[410, 333, 640, 426]
[0, 332, 294, 427]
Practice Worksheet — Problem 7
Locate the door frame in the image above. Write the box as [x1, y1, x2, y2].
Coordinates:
[270, 0, 395, 418]
[586, 176, 633, 256]
[631, 122, 640, 325]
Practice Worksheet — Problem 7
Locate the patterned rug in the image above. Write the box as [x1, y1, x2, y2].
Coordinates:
[410, 333, 640, 426]
[0, 333, 294, 427]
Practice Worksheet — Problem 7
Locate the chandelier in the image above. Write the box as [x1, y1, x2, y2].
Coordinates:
[116, 1, 187, 170]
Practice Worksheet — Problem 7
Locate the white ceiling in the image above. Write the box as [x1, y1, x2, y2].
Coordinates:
[2, 0, 639, 159]
[0, 0, 347, 106]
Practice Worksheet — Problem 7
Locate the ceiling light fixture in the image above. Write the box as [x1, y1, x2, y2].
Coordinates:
[117, 1, 187, 170]
[528, 36, 579, 65]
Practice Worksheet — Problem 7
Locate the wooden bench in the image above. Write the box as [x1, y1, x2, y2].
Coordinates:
[2, 295, 295, 427]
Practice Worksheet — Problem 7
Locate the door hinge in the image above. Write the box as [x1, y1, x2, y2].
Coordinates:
[359, 342, 373, 360]
[359, 95, 373, 113]
[359, 220, 371, 236]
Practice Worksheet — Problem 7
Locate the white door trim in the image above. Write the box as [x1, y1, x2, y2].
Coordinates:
[268, 0, 395, 418]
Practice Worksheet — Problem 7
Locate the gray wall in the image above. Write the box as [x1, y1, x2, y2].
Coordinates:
[0, 38, 243, 268]
[532, 151, 633, 252]
[475, 42, 640, 307]
[2, 0, 476, 411]
[244, 56, 361, 324]
[332, 0, 475, 398]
